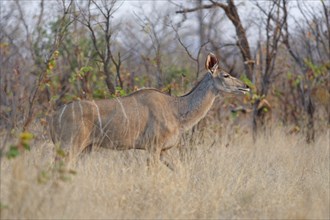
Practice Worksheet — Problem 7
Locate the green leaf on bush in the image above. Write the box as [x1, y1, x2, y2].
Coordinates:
[56, 148, 66, 158]
[240, 75, 255, 92]
[20, 132, 34, 141]
[23, 143, 31, 151]
[6, 146, 19, 159]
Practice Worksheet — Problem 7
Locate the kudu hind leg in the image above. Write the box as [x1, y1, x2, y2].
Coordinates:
[147, 148, 175, 171]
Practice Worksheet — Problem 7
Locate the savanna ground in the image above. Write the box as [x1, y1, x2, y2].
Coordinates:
[1, 1, 329, 219]
[1, 126, 329, 219]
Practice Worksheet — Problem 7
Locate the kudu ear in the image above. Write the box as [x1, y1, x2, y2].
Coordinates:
[205, 53, 219, 74]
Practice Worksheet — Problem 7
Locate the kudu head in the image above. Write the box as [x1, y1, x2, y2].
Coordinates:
[206, 53, 250, 94]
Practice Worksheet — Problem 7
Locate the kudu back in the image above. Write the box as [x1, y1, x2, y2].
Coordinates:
[49, 53, 249, 167]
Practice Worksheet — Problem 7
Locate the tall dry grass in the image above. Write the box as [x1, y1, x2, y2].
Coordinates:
[1, 127, 329, 219]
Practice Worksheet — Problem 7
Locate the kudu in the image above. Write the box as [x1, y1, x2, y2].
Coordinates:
[49, 53, 249, 169]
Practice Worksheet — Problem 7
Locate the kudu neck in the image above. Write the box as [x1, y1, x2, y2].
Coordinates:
[177, 73, 217, 131]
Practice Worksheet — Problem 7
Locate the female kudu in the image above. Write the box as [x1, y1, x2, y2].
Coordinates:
[49, 53, 249, 169]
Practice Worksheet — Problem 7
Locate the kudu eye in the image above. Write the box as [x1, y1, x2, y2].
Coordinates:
[223, 73, 230, 78]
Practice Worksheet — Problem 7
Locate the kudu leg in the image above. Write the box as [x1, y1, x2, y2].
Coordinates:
[146, 148, 175, 171]
[146, 147, 161, 168]
[160, 150, 175, 171]
[53, 131, 91, 167]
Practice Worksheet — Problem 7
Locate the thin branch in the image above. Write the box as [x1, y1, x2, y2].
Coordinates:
[171, 21, 208, 79]
[176, 3, 216, 14]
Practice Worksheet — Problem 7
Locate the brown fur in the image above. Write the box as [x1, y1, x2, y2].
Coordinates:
[49, 53, 249, 168]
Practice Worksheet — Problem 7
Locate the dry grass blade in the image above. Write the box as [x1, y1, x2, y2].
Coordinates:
[1, 127, 329, 219]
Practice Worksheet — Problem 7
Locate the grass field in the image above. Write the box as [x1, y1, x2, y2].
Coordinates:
[1, 127, 329, 219]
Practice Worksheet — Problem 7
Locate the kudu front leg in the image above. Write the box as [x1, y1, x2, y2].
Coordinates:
[146, 147, 161, 168]
[160, 150, 175, 171]
[53, 132, 91, 168]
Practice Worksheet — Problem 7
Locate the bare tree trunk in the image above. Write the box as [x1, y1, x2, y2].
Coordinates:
[155, 48, 163, 88]
[223, 0, 254, 80]
[252, 99, 260, 141]
[306, 95, 315, 143]
[104, 64, 116, 94]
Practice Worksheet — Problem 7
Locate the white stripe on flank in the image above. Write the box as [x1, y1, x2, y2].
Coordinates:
[78, 101, 85, 126]
[115, 98, 130, 138]
[72, 102, 75, 122]
[78, 101, 83, 114]
[116, 98, 128, 120]
[59, 104, 68, 126]
[92, 100, 103, 133]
